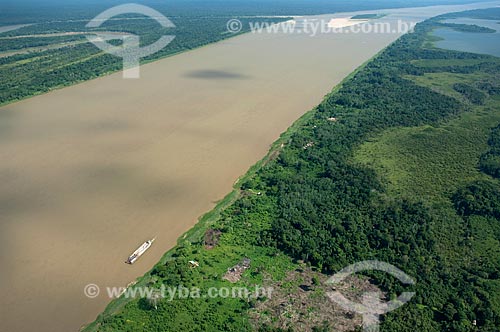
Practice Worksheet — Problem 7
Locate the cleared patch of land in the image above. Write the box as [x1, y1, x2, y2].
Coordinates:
[355, 67, 500, 201]
[250, 267, 380, 331]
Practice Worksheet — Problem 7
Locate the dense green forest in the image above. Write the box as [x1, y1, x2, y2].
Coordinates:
[479, 125, 500, 178]
[84, 8, 500, 332]
[0, 0, 487, 25]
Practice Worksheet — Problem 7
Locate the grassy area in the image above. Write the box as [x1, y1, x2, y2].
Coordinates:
[355, 70, 500, 204]
[408, 71, 493, 100]
[354, 100, 500, 203]
[411, 58, 493, 68]
[351, 13, 386, 20]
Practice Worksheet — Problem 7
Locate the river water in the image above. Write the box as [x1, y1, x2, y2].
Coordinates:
[434, 17, 500, 56]
[1, 2, 500, 331]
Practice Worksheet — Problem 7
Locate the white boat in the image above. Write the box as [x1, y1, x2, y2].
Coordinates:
[125, 238, 155, 264]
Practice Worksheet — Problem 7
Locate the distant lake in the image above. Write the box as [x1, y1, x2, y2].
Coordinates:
[432, 18, 500, 57]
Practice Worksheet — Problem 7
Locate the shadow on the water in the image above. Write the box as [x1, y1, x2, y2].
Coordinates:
[183, 69, 250, 80]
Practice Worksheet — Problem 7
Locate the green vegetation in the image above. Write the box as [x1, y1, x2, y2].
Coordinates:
[453, 180, 500, 218]
[437, 22, 496, 33]
[84, 8, 500, 332]
[453, 83, 487, 104]
[351, 14, 386, 20]
[480, 124, 500, 178]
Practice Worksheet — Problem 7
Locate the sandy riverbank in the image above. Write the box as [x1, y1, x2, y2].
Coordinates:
[328, 17, 369, 28]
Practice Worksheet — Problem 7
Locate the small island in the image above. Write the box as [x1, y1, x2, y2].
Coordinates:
[351, 13, 386, 20]
[439, 22, 496, 33]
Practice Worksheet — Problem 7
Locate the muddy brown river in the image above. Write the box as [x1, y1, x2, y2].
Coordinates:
[1, 2, 499, 331]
